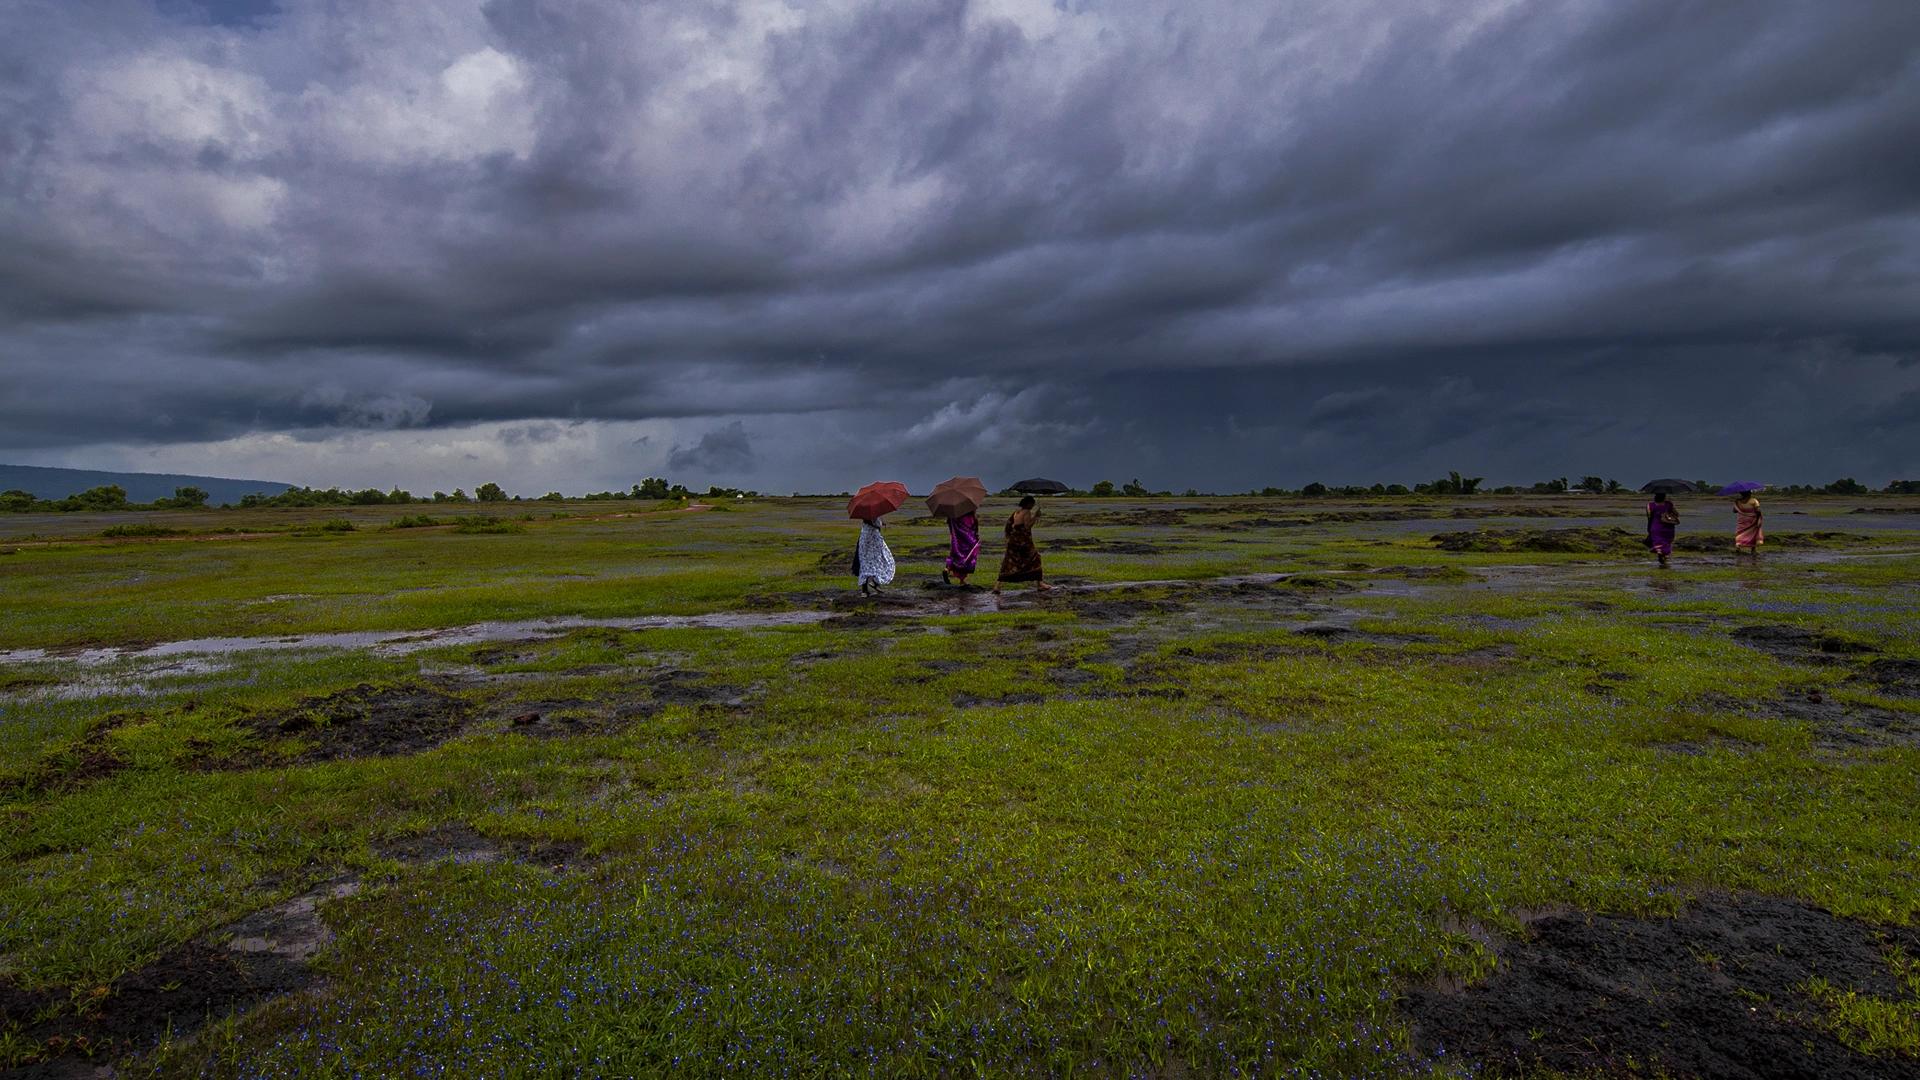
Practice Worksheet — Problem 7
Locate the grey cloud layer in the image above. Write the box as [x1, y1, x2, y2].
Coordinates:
[2, 0, 1917, 485]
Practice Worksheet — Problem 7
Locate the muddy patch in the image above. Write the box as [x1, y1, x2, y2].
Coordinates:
[221, 881, 361, 964]
[1051, 508, 1190, 527]
[951, 691, 1047, 709]
[1057, 596, 1183, 622]
[375, 824, 591, 875]
[1405, 893, 1920, 1080]
[1043, 536, 1167, 556]
[1857, 658, 1920, 699]
[1674, 531, 1872, 553]
[1293, 623, 1437, 647]
[500, 670, 752, 736]
[1432, 527, 1646, 555]
[1730, 624, 1878, 664]
[240, 683, 473, 762]
[1713, 688, 1920, 749]
[0, 941, 313, 1075]
[3, 715, 134, 797]
[1211, 516, 1309, 531]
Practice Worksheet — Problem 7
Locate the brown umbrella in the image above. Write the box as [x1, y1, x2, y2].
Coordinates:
[925, 476, 989, 519]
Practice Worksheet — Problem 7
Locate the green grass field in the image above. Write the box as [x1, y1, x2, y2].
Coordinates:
[3, 496, 1917, 1077]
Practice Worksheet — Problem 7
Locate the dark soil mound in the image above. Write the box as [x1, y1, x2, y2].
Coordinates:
[0, 941, 311, 1073]
[243, 684, 472, 761]
[1730, 624, 1877, 663]
[1431, 527, 1644, 554]
[1405, 893, 1920, 1079]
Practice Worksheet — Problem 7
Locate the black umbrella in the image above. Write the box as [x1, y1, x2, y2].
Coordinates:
[1639, 478, 1700, 494]
[1011, 478, 1069, 494]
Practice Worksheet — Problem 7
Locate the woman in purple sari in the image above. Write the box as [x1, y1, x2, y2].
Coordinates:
[942, 511, 980, 586]
[1646, 492, 1679, 568]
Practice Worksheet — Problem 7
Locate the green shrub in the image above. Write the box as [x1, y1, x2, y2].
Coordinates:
[386, 515, 447, 529]
[296, 518, 357, 535]
[99, 524, 187, 538]
[453, 517, 525, 535]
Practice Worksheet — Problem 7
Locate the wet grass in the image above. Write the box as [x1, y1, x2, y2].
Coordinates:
[2, 496, 1917, 1076]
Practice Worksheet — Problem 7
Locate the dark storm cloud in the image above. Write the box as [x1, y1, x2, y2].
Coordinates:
[667, 421, 756, 475]
[1, 0, 1918, 487]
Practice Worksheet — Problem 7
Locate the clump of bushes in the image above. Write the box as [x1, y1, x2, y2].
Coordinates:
[100, 524, 187, 538]
[386, 515, 448, 530]
[453, 517, 525, 535]
[296, 518, 357, 535]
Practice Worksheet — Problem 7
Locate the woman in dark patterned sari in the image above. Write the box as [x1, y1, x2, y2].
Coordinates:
[993, 496, 1053, 594]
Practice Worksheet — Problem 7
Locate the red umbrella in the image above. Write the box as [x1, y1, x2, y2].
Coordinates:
[847, 481, 909, 520]
[925, 476, 988, 519]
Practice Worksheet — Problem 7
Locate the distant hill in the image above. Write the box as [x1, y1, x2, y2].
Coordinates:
[0, 464, 293, 505]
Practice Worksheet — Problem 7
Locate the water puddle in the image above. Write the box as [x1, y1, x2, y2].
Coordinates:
[0, 611, 837, 669]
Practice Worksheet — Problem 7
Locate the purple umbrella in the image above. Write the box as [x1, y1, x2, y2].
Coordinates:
[1717, 481, 1765, 495]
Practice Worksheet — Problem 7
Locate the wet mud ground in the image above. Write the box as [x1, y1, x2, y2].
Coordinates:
[1, 496, 1917, 1076]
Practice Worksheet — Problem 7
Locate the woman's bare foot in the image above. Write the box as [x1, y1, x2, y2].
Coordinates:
[1036, 581, 1054, 592]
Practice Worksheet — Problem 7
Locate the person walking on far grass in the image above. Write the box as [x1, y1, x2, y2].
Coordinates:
[943, 510, 980, 586]
[993, 496, 1052, 594]
[1646, 491, 1680, 568]
[854, 515, 896, 595]
[1733, 491, 1765, 557]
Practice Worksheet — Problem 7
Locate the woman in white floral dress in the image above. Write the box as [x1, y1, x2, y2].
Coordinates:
[854, 516, 896, 595]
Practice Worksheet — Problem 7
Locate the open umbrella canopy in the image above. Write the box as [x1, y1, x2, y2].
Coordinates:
[1639, 478, 1701, 494]
[1011, 478, 1069, 494]
[926, 476, 988, 519]
[847, 481, 909, 520]
[1718, 481, 1766, 495]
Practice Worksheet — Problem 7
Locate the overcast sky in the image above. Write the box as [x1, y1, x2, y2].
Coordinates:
[2, 0, 1917, 494]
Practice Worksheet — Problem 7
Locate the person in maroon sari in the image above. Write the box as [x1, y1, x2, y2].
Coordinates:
[942, 511, 980, 586]
[994, 497, 1052, 594]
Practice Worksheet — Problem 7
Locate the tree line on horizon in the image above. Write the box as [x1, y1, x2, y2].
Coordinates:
[3, 474, 1914, 513]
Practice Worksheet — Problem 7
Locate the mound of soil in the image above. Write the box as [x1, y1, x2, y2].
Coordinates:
[1431, 527, 1645, 554]
[0, 941, 312, 1073]
[1730, 625, 1877, 663]
[1405, 893, 1920, 1079]
[243, 684, 472, 761]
